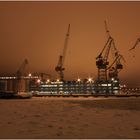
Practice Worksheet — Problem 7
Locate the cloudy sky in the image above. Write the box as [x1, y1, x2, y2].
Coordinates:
[0, 1, 140, 86]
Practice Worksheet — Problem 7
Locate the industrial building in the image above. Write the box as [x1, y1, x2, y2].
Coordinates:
[29, 78, 120, 95]
[0, 76, 120, 95]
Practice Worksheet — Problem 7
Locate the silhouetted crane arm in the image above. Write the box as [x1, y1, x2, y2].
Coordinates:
[129, 38, 140, 51]
[103, 20, 116, 61]
[62, 24, 70, 66]
[104, 20, 111, 38]
[96, 36, 112, 59]
[96, 21, 113, 61]
[55, 24, 70, 81]
[104, 38, 113, 61]
[107, 54, 122, 70]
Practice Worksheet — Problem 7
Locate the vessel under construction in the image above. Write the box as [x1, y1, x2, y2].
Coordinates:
[30, 78, 120, 95]
[0, 76, 120, 95]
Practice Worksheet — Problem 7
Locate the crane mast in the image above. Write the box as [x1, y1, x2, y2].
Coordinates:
[96, 21, 124, 82]
[106, 29, 124, 80]
[96, 21, 113, 82]
[108, 52, 124, 80]
[55, 24, 70, 81]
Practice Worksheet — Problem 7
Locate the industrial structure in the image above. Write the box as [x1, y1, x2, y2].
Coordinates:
[0, 59, 35, 98]
[29, 78, 120, 95]
[129, 37, 140, 51]
[96, 21, 124, 82]
[94, 21, 124, 93]
[0, 22, 127, 97]
[55, 24, 70, 81]
[15, 59, 29, 93]
[28, 21, 124, 95]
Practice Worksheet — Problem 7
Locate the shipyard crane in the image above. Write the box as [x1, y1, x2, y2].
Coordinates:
[108, 51, 125, 80]
[102, 21, 125, 80]
[107, 36, 124, 79]
[16, 59, 28, 93]
[96, 21, 114, 82]
[96, 20, 125, 82]
[129, 37, 140, 51]
[55, 24, 70, 81]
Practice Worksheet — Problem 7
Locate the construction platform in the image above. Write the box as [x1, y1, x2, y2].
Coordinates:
[29, 78, 120, 95]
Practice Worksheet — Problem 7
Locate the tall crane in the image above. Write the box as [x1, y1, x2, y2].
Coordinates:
[108, 51, 125, 80]
[16, 59, 28, 93]
[55, 24, 70, 81]
[96, 21, 124, 82]
[103, 22, 125, 80]
[129, 37, 140, 51]
[96, 21, 114, 82]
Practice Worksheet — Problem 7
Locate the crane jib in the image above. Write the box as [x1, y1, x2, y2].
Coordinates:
[55, 24, 70, 81]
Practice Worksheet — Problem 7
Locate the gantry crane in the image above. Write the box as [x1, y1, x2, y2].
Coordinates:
[55, 24, 70, 81]
[129, 37, 140, 51]
[96, 21, 124, 82]
[107, 34, 125, 80]
[16, 59, 28, 93]
[108, 51, 125, 80]
[96, 21, 114, 82]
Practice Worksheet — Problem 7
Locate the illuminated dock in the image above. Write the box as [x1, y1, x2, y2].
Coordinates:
[0, 76, 120, 95]
[29, 78, 120, 95]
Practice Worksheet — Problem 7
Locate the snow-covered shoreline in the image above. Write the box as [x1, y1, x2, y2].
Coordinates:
[0, 97, 140, 139]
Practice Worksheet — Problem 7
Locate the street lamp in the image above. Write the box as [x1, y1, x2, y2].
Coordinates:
[37, 79, 41, 83]
[88, 78, 92, 83]
[28, 73, 32, 77]
[56, 79, 60, 94]
[77, 78, 81, 93]
[77, 78, 81, 82]
[56, 79, 60, 83]
[88, 77, 93, 94]
[28, 73, 32, 92]
[46, 79, 50, 83]
[111, 78, 115, 81]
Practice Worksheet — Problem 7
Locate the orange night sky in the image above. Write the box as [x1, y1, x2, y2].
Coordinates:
[0, 1, 140, 86]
